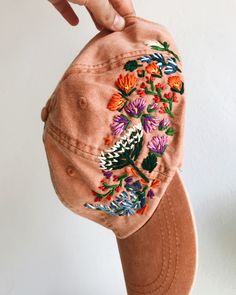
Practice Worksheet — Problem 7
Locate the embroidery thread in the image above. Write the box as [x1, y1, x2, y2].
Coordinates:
[83, 40, 184, 216]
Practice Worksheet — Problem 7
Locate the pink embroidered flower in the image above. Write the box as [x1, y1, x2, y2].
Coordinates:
[148, 135, 168, 156]
[141, 115, 159, 133]
[111, 114, 130, 136]
[125, 97, 146, 118]
[158, 118, 170, 130]
[147, 102, 159, 112]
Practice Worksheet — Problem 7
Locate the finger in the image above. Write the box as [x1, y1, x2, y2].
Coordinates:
[85, 0, 125, 31]
[86, 7, 104, 31]
[109, 0, 135, 17]
[49, 0, 79, 26]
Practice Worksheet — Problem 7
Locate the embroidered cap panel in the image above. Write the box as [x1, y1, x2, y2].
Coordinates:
[83, 40, 184, 217]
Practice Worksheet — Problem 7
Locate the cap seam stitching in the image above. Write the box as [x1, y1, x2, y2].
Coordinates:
[45, 120, 176, 177]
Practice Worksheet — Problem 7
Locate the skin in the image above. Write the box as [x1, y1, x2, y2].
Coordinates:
[48, 0, 135, 31]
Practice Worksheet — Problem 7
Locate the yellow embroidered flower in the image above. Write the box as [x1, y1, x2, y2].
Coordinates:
[168, 76, 183, 92]
[116, 73, 137, 94]
[107, 93, 126, 111]
[145, 62, 162, 76]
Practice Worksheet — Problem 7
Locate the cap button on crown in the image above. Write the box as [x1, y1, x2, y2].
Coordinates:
[66, 166, 75, 176]
[77, 96, 87, 109]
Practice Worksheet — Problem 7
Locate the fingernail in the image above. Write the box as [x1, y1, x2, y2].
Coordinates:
[113, 15, 125, 31]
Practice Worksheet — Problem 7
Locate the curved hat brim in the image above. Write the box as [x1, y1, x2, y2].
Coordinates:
[116, 169, 198, 295]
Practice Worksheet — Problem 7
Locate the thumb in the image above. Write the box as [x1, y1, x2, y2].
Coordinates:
[85, 0, 126, 31]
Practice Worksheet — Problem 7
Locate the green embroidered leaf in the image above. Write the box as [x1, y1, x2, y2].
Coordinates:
[124, 60, 142, 72]
[99, 124, 149, 183]
[162, 41, 170, 49]
[150, 46, 166, 52]
[165, 127, 176, 136]
[141, 153, 157, 173]
[137, 70, 145, 77]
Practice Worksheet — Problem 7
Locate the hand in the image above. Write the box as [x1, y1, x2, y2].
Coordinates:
[48, 0, 135, 31]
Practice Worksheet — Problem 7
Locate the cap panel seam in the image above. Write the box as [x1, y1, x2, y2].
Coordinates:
[71, 50, 155, 69]
[45, 121, 176, 178]
[62, 49, 176, 79]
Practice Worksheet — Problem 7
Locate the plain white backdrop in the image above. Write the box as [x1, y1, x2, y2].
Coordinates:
[0, 0, 236, 294]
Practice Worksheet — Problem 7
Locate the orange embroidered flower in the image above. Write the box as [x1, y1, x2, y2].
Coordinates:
[107, 93, 126, 111]
[126, 166, 138, 176]
[145, 62, 162, 76]
[104, 135, 113, 146]
[137, 204, 149, 215]
[139, 179, 147, 185]
[151, 179, 161, 188]
[116, 73, 137, 94]
[168, 76, 184, 93]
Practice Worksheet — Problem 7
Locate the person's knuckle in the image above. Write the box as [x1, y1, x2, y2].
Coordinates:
[103, 12, 115, 26]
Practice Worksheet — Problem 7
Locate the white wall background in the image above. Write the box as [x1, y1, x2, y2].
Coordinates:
[0, 0, 236, 294]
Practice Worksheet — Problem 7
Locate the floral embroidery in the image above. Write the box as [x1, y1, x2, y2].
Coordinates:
[111, 114, 130, 136]
[124, 97, 146, 118]
[99, 123, 148, 183]
[168, 76, 184, 94]
[85, 191, 146, 216]
[107, 93, 127, 111]
[83, 40, 184, 216]
[116, 73, 137, 95]
[141, 114, 159, 133]
[145, 62, 162, 77]
[148, 135, 168, 156]
[104, 135, 113, 145]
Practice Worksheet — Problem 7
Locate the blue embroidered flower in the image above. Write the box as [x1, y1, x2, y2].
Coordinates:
[138, 53, 165, 68]
[84, 191, 142, 216]
[125, 180, 142, 192]
[164, 58, 181, 75]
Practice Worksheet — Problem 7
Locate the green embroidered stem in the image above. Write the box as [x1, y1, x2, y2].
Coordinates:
[97, 173, 128, 199]
[145, 88, 157, 96]
[125, 153, 149, 183]
[156, 88, 163, 99]
[164, 107, 174, 118]
[150, 41, 180, 62]
[150, 80, 155, 92]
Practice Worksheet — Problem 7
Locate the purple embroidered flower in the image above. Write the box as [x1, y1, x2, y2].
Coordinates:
[147, 189, 155, 199]
[102, 171, 113, 179]
[141, 114, 159, 133]
[124, 98, 146, 118]
[147, 102, 159, 113]
[148, 135, 168, 156]
[125, 176, 133, 183]
[111, 114, 130, 136]
[158, 118, 170, 130]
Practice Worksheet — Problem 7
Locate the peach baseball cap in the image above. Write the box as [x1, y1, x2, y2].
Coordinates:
[40, 15, 197, 294]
